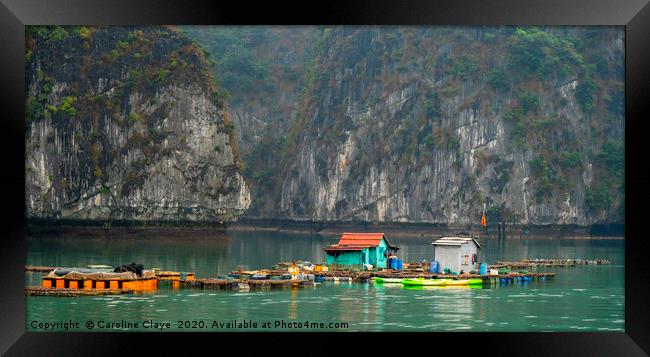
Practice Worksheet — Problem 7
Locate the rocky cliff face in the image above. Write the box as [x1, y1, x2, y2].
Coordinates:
[35, 26, 621, 227]
[216, 27, 623, 226]
[181, 27, 318, 215]
[25, 26, 250, 224]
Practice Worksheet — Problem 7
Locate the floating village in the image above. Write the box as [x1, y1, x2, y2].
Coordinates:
[25, 232, 611, 296]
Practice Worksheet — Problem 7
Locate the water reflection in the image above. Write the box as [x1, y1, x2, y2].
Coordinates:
[289, 288, 298, 320]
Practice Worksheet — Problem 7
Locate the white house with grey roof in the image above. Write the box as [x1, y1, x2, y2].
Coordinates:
[432, 236, 481, 273]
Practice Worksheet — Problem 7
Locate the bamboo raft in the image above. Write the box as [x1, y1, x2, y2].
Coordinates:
[26, 287, 134, 296]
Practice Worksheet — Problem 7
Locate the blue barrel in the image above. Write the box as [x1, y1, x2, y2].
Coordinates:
[479, 262, 488, 275]
[396, 259, 403, 270]
[389, 259, 398, 270]
[430, 261, 440, 274]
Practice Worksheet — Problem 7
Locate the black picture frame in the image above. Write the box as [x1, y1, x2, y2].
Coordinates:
[1, 0, 648, 355]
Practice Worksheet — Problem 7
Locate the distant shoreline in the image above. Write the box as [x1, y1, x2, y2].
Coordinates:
[26, 217, 624, 240]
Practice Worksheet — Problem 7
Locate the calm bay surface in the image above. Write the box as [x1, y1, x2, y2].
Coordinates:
[26, 231, 624, 332]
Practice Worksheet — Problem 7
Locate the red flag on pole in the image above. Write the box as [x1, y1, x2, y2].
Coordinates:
[481, 212, 487, 227]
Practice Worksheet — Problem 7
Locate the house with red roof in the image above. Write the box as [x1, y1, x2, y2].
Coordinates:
[324, 233, 399, 270]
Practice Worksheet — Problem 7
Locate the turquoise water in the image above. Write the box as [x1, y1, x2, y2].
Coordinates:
[25, 231, 624, 332]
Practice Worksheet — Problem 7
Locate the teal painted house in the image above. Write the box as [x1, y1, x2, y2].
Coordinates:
[324, 233, 399, 270]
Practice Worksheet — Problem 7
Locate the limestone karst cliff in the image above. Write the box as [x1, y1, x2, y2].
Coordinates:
[187, 26, 624, 226]
[25, 26, 250, 225]
[26, 26, 623, 228]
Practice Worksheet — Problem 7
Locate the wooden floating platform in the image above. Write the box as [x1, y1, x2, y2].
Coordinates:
[26, 266, 201, 295]
[26, 287, 134, 296]
[28, 264, 557, 296]
[181, 278, 315, 290]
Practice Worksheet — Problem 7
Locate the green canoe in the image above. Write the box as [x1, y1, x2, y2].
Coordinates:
[401, 278, 451, 286]
[372, 277, 403, 284]
[445, 278, 484, 286]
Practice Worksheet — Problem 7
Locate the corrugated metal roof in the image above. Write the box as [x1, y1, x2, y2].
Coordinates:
[431, 236, 481, 248]
[324, 232, 399, 252]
